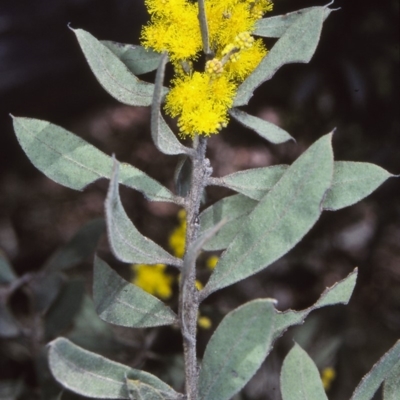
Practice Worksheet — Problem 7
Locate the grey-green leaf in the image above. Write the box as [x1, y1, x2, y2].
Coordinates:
[198, 299, 276, 400]
[383, 359, 400, 400]
[151, 52, 192, 156]
[203, 160, 392, 251]
[49, 338, 175, 399]
[323, 161, 394, 211]
[254, 6, 333, 38]
[48, 337, 131, 399]
[202, 134, 333, 298]
[209, 165, 288, 201]
[281, 343, 328, 400]
[126, 377, 182, 400]
[12, 116, 176, 202]
[73, 29, 156, 106]
[350, 340, 400, 400]
[105, 160, 182, 267]
[211, 161, 394, 206]
[229, 108, 294, 144]
[125, 372, 179, 400]
[93, 256, 177, 328]
[199, 194, 258, 251]
[234, 7, 327, 107]
[101, 41, 161, 75]
[43, 219, 105, 272]
[0, 251, 16, 284]
[118, 162, 177, 202]
[273, 268, 357, 340]
[49, 338, 179, 400]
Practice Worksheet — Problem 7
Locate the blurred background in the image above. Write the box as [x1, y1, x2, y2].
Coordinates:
[0, 0, 399, 399]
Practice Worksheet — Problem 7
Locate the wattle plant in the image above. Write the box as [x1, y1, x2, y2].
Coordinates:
[10, 0, 399, 399]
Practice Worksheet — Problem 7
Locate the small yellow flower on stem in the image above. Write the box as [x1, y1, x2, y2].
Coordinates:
[132, 263, 174, 300]
[198, 315, 212, 329]
[206, 255, 219, 270]
[195, 280, 204, 290]
[321, 367, 336, 391]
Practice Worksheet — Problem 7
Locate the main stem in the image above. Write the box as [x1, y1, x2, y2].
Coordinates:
[180, 136, 209, 400]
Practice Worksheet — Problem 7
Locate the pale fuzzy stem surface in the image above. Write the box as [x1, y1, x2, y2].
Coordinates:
[180, 136, 210, 399]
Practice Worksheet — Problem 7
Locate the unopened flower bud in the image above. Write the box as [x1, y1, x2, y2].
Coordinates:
[251, 9, 264, 19]
[234, 31, 254, 49]
[205, 58, 224, 75]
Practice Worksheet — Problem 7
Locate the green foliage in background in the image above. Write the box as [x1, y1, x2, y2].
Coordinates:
[0, 220, 109, 399]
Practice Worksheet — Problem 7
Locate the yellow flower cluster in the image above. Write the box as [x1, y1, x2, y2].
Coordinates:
[141, 0, 273, 137]
[165, 72, 235, 136]
[141, 0, 201, 61]
[132, 263, 173, 299]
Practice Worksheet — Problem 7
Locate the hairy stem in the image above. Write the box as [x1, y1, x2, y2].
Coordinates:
[180, 136, 210, 400]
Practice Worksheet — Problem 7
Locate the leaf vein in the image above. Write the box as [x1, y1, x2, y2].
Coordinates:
[20, 120, 104, 180]
[80, 34, 151, 102]
[53, 346, 125, 388]
[210, 153, 323, 292]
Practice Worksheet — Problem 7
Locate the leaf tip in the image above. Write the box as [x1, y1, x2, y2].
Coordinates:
[325, 1, 341, 12]
[47, 336, 65, 350]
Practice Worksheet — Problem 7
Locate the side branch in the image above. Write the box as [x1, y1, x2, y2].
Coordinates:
[197, 0, 213, 58]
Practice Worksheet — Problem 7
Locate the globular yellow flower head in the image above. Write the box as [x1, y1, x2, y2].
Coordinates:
[141, 0, 202, 61]
[141, 0, 273, 136]
[165, 72, 235, 136]
[132, 263, 173, 299]
[224, 38, 267, 81]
